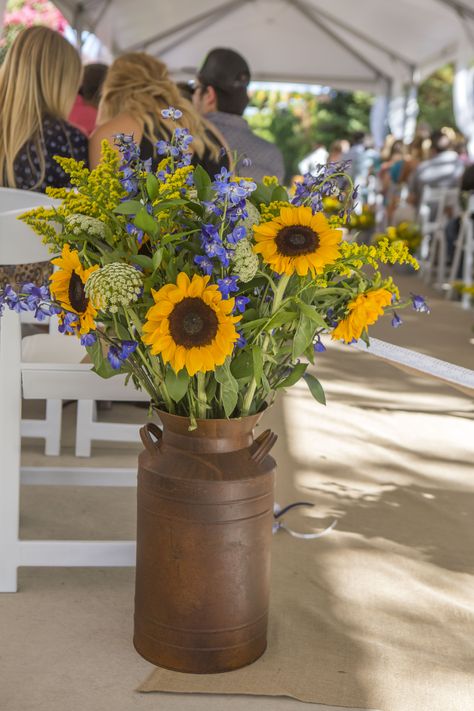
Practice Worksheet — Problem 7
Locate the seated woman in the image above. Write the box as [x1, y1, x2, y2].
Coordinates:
[0, 26, 87, 193]
[89, 52, 229, 176]
[0, 27, 87, 286]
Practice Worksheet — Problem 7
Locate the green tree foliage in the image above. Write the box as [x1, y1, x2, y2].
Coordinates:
[246, 89, 372, 181]
[417, 64, 456, 131]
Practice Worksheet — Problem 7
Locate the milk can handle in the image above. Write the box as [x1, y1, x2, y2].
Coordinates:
[251, 429, 277, 464]
[140, 422, 163, 454]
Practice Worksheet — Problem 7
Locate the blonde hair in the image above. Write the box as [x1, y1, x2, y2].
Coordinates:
[97, 52, 221, 162]
[0, 27, 82, 189]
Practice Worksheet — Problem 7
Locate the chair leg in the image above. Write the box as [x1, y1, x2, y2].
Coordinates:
[75, 399, 94, 457]
[44, 399, 62, 456]
[0, 310, 21, 592]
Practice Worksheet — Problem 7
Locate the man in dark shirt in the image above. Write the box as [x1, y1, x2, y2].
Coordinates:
[192, 48, 284, 183]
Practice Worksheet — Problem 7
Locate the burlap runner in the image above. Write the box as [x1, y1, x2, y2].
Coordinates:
[139, 470, 474, 710]
[139, 275, 474, 709]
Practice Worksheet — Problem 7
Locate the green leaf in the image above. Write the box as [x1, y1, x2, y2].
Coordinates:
[152, 247, 163, 270]
[271, 185, 289, 202]
[265, 310, 298, 330]
[134, 207, 158, 237]
[131, 254, 154, 270]
[153, 199, 188, 213]
[276, 362, 308, 389]
[304, 373, 326, 405]
[250, 183, 273, 206]
[252, 346, 263, 386]
[113, 200, 142, 215]
[146, 174, 159, 202]
[165, 368, 190, 403]
[193, 164, 212, 200]
[230, 349, 253, 379]
[86, 339, 117, 379]
[296, 301, 327, 328]
[215, 360, 239, 417]
[114, 321, 131, 340]
[292, 314, 316, 359]
[128, 308, 144, 335]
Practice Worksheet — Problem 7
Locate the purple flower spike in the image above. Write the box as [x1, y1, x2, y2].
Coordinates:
[391, 313, 403, 328]
[313, 336, 326, 353]
[217, 275, 239, 300]
[80, 332, 97, 347]
[411, 294, 430, 314]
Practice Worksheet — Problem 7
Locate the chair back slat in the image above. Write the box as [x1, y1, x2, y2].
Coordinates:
[0, 188, 57, 265]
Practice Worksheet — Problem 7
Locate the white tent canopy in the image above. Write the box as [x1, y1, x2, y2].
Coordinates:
[49, 0, 474, 91]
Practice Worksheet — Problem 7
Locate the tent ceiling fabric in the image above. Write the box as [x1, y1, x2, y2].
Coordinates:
[53, 0, 474, 91]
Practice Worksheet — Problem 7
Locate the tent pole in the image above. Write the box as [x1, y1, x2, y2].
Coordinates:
[72, 2, 85, 54]
[434, 0, 474, 21]
[288, 0, 391, 84]
[401, 67, 417, 144]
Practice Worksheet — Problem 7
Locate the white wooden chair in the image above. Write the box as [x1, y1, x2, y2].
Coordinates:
[0, 209, 148, 592]
[0, 187, 147, 457]
[0, 189, 66, 456]
[446, 193, 474, 310]
[418, 186, 460, 286]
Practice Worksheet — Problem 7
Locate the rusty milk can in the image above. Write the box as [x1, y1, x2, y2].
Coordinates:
[133, 411, 277, 673]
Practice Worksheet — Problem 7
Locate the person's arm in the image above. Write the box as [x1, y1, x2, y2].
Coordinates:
[89, 113, 143, 168]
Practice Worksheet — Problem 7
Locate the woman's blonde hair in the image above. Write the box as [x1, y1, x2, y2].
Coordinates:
[97, 52, 221, 162]
[0, 26, 82, 189]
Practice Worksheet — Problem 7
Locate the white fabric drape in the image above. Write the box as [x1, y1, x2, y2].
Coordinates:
[370, 95, 389, 150]
[388, 82, 418, 144]
[453, 37, 474, 159]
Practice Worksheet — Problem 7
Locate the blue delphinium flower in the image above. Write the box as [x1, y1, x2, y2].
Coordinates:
[391, 312, 403, 328]
[161, 107, 182, 120]
[204, 239, 230, 267]
[107, 340, 138, 370]
[58, 312, 79, 334]
[314, 336, 326, 353]
[80, 332, 97, 346]
[126, 222, 144, 244]
[3, 285, 27, 312]
[235, 332, 247, 349]
[411, 293, 430, 313]
[235, 295, 250, 313]
[227, 225, 246, 244]
[217, 276, 239, 299]
[194, 254, 214, 276]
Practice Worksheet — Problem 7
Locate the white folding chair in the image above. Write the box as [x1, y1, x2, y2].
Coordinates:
[447, 193, 474, 310]
[0, 191, 66, 457]
[0, 187, 147, 457]
[418, 186, 460, 286]
[0, 211, 150, 592]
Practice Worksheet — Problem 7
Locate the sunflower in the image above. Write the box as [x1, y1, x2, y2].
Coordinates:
[49, 244, 98, 335]
[332, 288, 392, 344]
[253, 206, 342, 276]
[142, 272, 241, 376]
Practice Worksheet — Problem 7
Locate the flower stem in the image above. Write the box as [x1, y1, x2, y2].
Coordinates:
[196, 372, 207, 420]
[242, 274, 290, 416]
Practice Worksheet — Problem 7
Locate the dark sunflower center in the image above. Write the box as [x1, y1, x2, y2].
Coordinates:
[168, 297, 218, 348]
[68, 271, 88, 313]
[275, 225, 319, 256]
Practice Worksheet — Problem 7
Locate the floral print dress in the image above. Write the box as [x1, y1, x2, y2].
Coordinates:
[1, 116, 88, 287]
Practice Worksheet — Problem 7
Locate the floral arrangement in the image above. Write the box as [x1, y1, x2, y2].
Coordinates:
[1, 0, 67, 48]
[348, 204, 376, 232]
[0, 109, 428, 425]
[374, 222, 422, 255]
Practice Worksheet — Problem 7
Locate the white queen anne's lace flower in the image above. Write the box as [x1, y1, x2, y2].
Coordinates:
[231, 238, 259, 283]
[85, 263, 142, 313]
[64, 214, 108, 239]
